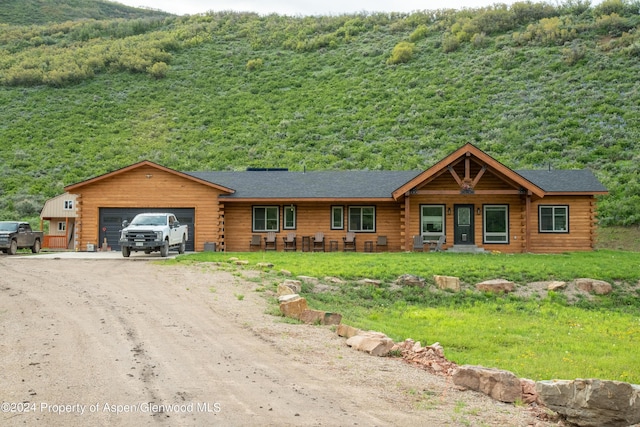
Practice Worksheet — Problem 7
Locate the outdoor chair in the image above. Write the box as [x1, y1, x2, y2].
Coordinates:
[429, 235, 446, 252]
[412, 235, 424, 252]
[343, 232, 356, 251]
[312, 232, 325, 252]
[375, 235, 388, 252]
[264, 231, 277, 251]
[249, 235, 261, 251]
[283, 232, 297, 251]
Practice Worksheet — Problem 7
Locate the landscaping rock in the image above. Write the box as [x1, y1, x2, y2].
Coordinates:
[433, 275, 461, 292]
[346, 331, 395, 357]
[256, 262, 274, 268]
[297, 275, 319, 285]
[360, 278, 382, 286]
[575, 278, 613, 295]
[279, 295, 308, 319]
[547, 281, 567, 291]
[234, 260, 249, 265]
[520, 378, 540, 404]
[324, 276, 345, 284]
[475, 279, 515, 294]
[452, 365, 522, 403]
[282, 279, 302, 293]
[395, 339, 457, 376]
[395, 274, 426, 287]
[280, 269, 292, 276]
[336, 324, 361, 338]
[299, 309, 342, 325]
[536, 379, 640, 427]
[276, 284, 296, 296]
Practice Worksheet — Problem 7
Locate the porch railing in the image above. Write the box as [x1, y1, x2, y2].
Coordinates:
[43, 235, 68, 249]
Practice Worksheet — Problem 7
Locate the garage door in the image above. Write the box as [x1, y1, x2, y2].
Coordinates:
[99, 208, 195, 251]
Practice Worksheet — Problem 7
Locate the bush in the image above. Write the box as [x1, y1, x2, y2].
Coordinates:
[386, 41, 415, 65]
[441, 34, 460, 53]
[147, 61, 169, 79]
[246, 58, 263, 71]
[408, 24, 429, 42]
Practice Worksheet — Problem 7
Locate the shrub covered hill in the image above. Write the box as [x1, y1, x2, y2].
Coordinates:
[1, 0, 639, 226]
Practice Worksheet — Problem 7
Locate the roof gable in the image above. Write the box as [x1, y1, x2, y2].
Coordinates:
[392, 143, 545, 199]
[64, 160, 235, 194]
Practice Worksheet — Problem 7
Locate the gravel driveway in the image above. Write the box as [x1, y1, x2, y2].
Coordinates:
[0, 255, 551, 426]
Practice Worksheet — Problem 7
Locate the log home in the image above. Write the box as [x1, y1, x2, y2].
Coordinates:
[56, 144, 607, 253]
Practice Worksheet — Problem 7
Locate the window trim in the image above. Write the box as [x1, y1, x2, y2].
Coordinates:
[420, 204, 446, 243]
[348, 206, 376, 233]
[64, 200, 73, 210]
[331, 205, 344, 230]
[57, 222, 66, 232]
[283, 205, 296, 230]
[252, 206, 280, 232]
[539, 205, 569, 233]
[483, 204, 509, 244]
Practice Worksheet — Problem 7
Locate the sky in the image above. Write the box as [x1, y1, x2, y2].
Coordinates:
[114, 0, 534, 16]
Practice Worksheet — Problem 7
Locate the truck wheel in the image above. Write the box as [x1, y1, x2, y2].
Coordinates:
[31, 239, 41, 254]
[9, 240, 17, 255]
[160, 240, 169, 257]
[178, 236, 186, 254]
[122, 246, 131, 257]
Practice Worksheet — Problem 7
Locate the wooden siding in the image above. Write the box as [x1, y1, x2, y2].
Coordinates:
[222, 201, 404, 252]
[72, 165, 223, 251]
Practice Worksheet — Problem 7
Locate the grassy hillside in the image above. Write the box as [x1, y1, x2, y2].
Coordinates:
[0, 0, 172, 25]
[1, 1, 639, 227]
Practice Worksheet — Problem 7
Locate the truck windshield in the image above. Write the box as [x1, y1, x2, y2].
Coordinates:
[0, 222, 19, 232]
[130, 215, 167, 226]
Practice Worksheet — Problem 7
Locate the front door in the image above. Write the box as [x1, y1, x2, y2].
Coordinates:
[454, 205, 474, 245]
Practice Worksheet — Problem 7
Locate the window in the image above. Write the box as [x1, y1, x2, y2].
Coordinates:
[57, 222, 66, 232]
[284, 205, 296, 230]
[539, 206, 568, 233]
[348, 206, 375, 232]
[64, 200, 73, 210]
[420, 205, 445, 242]
[253, 206, 279, 232]
[331, 206, 344, 230]
[483, 205, 509, 243]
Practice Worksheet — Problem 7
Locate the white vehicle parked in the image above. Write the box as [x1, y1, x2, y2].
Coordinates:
[119, 213, 188, 257]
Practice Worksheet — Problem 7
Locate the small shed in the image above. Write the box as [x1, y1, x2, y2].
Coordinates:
[40, 193, 77, 250]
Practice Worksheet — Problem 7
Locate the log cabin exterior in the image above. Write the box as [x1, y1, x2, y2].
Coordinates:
[58, 144, 607, 253]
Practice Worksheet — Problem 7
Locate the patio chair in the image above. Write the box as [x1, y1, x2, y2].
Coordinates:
[312, 232, 325, 252]
[343, 232, 356, 252]
[412, 235, 424, 252]
[283, 232, 296, 251]
[249, 234, 261, 251]
[429, 235, 445, 252]
[264, 231, 277, 251]
[375, 235, 388, 252]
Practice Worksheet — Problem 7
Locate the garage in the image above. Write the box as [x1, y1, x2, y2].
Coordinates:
[99, 208, 195, 251]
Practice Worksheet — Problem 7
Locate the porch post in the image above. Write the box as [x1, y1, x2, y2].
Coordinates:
[525, 192, 531, 253]
[404, 195, 411, 251]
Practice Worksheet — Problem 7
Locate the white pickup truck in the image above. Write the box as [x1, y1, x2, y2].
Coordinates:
[119, 213, 188, 257]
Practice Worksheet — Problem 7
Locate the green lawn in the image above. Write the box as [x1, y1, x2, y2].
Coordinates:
[176, 250, 640, 383]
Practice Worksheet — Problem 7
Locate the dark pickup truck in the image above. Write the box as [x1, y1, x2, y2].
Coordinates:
[0, 221, 43, 255]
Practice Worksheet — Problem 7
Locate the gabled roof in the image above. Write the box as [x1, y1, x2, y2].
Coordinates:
[64, 160, 235, 194]
[187, 170, 421, 200]
[516, 170, 608, 194]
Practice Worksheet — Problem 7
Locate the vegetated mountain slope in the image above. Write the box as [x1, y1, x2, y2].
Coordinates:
[0, 2, 639, 225]
[0, 0, 172, 25]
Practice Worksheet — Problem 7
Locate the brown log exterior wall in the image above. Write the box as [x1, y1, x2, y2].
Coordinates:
[72, 165, 223, 251]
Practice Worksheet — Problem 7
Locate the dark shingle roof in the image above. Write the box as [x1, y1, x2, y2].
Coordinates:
[187, 170, 422, 199]
[516, 170, 607, 193]
[186, 168, 606, 199]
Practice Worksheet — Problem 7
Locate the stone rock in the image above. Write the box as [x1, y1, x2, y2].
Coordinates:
[346, 331, 395, 357]
[434, 275, 461, 292]
[280, 269, 292, 276]
[336, 324, 361, 338]
[395, 340, 457, 376]
[299, 309, 342, 325]
[279, 296, 308, 319]
[361, 278, 382, 286]
[234, 260, 249, 265]
[277, 294, 300, 303]
[276, 284, 296, 296]
[396, 274, 426, 287]
[547, 281, 567, 291]
[520, 378, 540, 404]
[282, 279, 302, 294]
[297, 275, 319, 285]
[324, 276, 345, 284]
[228, 257, 239, 262]
[256, 262, 274, 268]
[536, 379, 640, 427]
[452, 365, 522, 403]
[476, 279, 515, 294]
[575, 278, 613, 295]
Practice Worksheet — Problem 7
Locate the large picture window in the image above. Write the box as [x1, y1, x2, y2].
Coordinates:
[348, 206, 375, 232]
[483, 205, 509, 243]
[253, 206, 279, 232]
[331, 206, 344, 230]
[420, 205, 445, 242]
[539, 206, 568, 233]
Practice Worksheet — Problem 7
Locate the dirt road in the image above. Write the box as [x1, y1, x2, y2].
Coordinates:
[0, 256, 549, 426]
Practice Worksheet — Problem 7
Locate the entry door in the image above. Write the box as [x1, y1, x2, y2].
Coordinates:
[454, 205, 474, 245]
